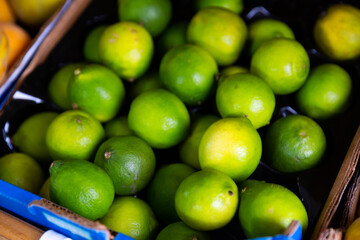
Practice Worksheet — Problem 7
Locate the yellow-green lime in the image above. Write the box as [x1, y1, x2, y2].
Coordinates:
[195, 0, 243, 14]
[129, 72, 163, 100]
[218, 65, 248, 85]
[104, 116, 133, 138]
[39, 177, 50, 200]
[156, 221, 211, 240]
[158, 22, 188, 53]
[83, 25, 108, 63]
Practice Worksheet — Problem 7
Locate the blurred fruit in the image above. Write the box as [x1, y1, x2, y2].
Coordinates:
[0, 29, 9, 83]
[251, 38, 309, 95]
[147, 163, 195, 223]
[264, 115, 326, 173]
[128, 89, 190, 149]
[199, 117, 262, 182]
[104, 116, 133, 138]
[0, 153, 44, 194]
[39, 177, 50, 200]
[248, 19, 295, 56]
[158, 22, 187, 52]
[175, 169, 238, 231]
[9, 0, 64, 26]
[179, 115, 220, 169]
[345, 217, 360, 240]
[99, 22, 153, 81]
[0, 0, 15, 22]
[83, 25, 108, 63]
[46, 110, 105, 161]
[101, 196, 158, 240]
[0, 22, 31, 67]
[50, 159, 115, 221]
[220, 65, 248, 80]
[239, 180, 308, 238]
[156, 221, 210, 240]
[187, 7, 247, 66]
[94, 136, 156, 195]
[216, 73, 275, 129]
[129, 72, 163, 99]
[12, 112, 58, 165]
[296, 64, 352, 120]
[68, 64, 125, 122]
[159, 44, 218, 105]
[314, 4, 360, 61]
[118, 0, 172, 37]
[195, 0, 243, 14]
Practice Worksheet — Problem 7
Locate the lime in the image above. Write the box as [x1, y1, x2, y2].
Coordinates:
[175, 169, 238, 231]
[264, 115, 327, 173]
[147, 163, 195, 223]
[94, 135, 156, 195]
[239, 180, 308, 238]
[101, 196, 158, 240]
[296, 64, 352, 120]
[104, 116, 133, 138]
[39, 177, 50, 200]
[345, 217, 360, 240]
[0, 153, 44, 194]
[158, 22, 188, 53]
[248, 19, 295, 56]
[250, 38, 310, 95]
[12, 112, 58, 165]
[50, 159, 115, 221]
[129, 72, 163, 100]
[46, 110, 105, 161]
[67, 64, 125, 122]
[159, 44, 218, 105]
[195, 0, 243, 14]
[199, 117, 262, 182]
[216, 73, 276, 129]
[83, 25, 108, 63]
[187, 7, 247, 66]
[179, 115, 220, 169]
[118, 0, 172, 37]
[220, 65, 248, 78]
[156, 221, 210, 240]
[128, 89, 190, 149]
[314, 4, 360, 61]
[99, 22, 153, 81]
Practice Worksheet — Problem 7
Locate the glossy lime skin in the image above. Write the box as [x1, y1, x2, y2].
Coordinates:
[104, 116, 133, 138]
[248, 19, 295, 55]
[83, 25, 107, 63]
[216, 73, 275, 129]
[187, 7, 247, 66]
[196, 0, 243, 14]
[175, 169, 238, 231]
[50, 159, 115, 221]
[147, 163, 195, 223]
[250, 38, 310, 95]
[158, 22, 188, 52]
[128, 89, 190, 149]
[68, 64, 125, 122]
[118, 0, 172, 37]
[296, 64, 352, 120]
[221, 65, 248, 78]
[264, 115, 326, 173]
[99, 22, 153, 81]
[199, 117, 262, 182]
[94, 136, 156, 195]
[239, 180, 308, 238]
[129, 72, 163, 100]
[160, 44, 218, 106]
[156, 222, 211, 240]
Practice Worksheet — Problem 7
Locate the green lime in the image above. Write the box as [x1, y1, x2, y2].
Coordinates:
[248, 19, 295, 56]
[175, 169, 238, 231]
[48, 63, 84, 110]
[12, 112, 58, 165]
[156, 221, 211, 240]
[296, 64, 352, 120]
[68, 64, 125, 122]
[0, 153, 44, 194]
[264, 115, 327, 173]
[99, 22, 153, 81]
[94, 135, 156, 195]
[199, 117, 262, 182]
[39, 177, 50, 199]
[83, 25, 108, 63]
[147, 163, 196, 223]
[218, 65, 248, 85]
[179, 115, 220, 169]
[129, 72, 163, 100]
[101, 196, 158, 240]
[158, 22, 188, 52]
[46, 110, 105, 161]
[250, 38, 310, 95]
[195, 0, 243, 14]
[187, 7, 247, 66]
[216, 73, 276, 129]
[239, 180, 308, 238]
[128, 89, 190, 149]
[104, 116, 133, 138]
[118, 0, 172, 37]
[50, 159, 115, 221]
[159, 44, 218, 105]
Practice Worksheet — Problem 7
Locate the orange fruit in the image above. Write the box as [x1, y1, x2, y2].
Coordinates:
[0, 29, 9, 83]
[345, 217, 360, 240]
[0, 0, 15, 22]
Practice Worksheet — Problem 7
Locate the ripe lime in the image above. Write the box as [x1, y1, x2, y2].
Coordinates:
[83, 25, 107, 63]
[220, 65, 248, 78]
[129, 72, 163, 100]
[175, 169, 238, 231]
[158, 22, 187, 53]
[156, 221, 210, 240]
[345, 217, 360, 240]
[264, 115, 326, 173]
[159, 44, 218, 105]
[195, 0, 243, 14]
[104, 116, 133, 138]
[39, 177, 50, 200]
[128, 89, 190, 149]
[199, 117, 262, 182]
